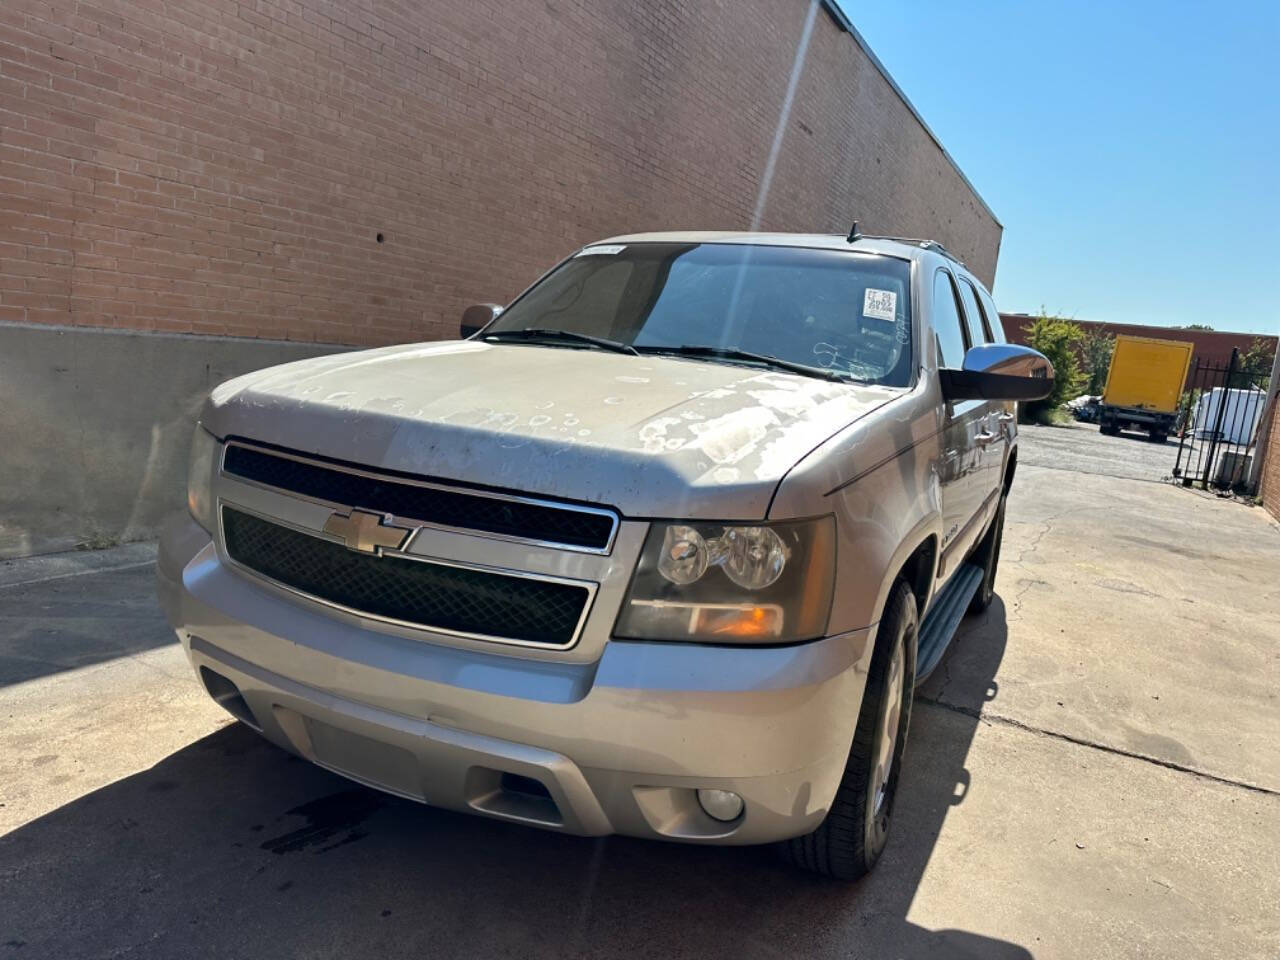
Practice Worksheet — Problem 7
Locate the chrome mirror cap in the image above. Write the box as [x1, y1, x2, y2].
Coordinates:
[941, 344, 1055, 402]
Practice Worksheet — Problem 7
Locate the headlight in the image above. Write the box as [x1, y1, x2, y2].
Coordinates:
[187, 423, 219, 532]
[615, 517, 836, 644]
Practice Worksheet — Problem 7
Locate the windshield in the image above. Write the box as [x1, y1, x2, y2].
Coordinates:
[486, 242, 914, 385]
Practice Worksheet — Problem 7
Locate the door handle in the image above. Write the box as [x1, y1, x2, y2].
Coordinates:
[975, 431, 997, 446]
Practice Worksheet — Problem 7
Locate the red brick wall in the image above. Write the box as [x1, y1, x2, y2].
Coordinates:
[1261, 393, 1280, 524]
[1, 0, 1001, 347]
[1001, 314, 1277, 373]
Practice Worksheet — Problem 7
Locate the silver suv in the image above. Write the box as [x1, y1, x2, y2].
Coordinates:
[158, 232, 1052, 879]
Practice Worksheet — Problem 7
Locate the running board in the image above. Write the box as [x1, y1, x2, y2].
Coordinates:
[915, 562, 984, 684]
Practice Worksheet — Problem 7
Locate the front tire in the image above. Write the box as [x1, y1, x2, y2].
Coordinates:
[780, 580, 917, 880]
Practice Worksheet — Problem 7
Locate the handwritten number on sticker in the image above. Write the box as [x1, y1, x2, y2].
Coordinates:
[863, 288, 897, 321]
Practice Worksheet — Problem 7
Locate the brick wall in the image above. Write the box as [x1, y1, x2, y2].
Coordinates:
[1, 0, 1001, 347]
[1260, 393, 1280, 524]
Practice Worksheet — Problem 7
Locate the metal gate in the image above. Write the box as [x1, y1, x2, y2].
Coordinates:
[1172, 348, 1268, 490]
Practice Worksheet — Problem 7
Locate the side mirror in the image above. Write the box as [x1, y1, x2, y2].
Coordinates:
[461, 303, 503, 339]
[940, 344, 1055, 402]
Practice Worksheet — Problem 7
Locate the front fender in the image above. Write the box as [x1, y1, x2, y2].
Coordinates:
[820, 441, 943, 636]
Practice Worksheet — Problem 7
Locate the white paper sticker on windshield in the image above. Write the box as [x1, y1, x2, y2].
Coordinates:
[863, 288, 897, 322]
[575, 244, 626, 257]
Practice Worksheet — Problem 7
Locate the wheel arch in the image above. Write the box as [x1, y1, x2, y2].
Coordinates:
[870, 519, 940, 679]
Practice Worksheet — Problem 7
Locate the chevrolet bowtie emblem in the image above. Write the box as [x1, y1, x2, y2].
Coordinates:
[322, 509, 411, 555]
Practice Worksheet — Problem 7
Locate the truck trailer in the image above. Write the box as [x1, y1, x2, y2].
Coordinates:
[1098, 334, 1194, 442]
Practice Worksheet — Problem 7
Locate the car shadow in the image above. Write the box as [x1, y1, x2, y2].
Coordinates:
[0, 599, 1030, 959]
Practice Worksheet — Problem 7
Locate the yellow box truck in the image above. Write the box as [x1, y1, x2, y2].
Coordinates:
[1099, 334, 1194, 442]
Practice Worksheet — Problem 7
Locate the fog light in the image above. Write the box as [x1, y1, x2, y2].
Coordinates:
[696, 788, 744, 822]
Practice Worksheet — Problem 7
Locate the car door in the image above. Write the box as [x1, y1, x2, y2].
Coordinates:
[977, 282, 1018, 451]
[958, 276, 1010, 500]
[933, 267, 989, 578]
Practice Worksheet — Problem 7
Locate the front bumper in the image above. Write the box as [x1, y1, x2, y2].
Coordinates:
[157, 515, 874, 845]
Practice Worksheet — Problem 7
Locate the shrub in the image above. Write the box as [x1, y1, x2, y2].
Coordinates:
[1022, 312, 1085, 422]
[1080, 329, 1115, 396]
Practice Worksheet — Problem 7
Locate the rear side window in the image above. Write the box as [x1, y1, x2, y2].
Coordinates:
[932, 270, 968, 369]
[958, 278, 992, 345]
[977, 287, 1005, 343]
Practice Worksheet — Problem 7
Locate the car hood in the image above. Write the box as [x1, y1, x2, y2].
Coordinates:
[202, 340, 898, 519]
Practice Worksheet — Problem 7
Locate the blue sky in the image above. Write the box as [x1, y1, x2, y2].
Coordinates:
[838, 1, 1279, 335]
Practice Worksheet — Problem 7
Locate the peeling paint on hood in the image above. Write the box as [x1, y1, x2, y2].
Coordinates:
[202, 341, 899, 519]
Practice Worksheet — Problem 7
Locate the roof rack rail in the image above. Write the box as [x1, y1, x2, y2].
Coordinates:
[846, 232, 967, 268]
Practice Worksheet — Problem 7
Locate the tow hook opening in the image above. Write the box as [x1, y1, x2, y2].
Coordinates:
[198, 665, 261, 730]
[467, 767, 563, 827]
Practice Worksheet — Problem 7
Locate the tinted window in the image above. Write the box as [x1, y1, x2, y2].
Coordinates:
[959, 278, 991, 345]
[932, 269, 968, 368]
[977, 287, 1005, 343]
[490, 243, 915, 385]
[499, 258, 635, 339]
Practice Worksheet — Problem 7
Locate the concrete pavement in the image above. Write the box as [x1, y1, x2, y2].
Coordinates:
[989, 423, 1280, 791]
[1016, 420, 1176, 482]
[2, 426, 1278, 959]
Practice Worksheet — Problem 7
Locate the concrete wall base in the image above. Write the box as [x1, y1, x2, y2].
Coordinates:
[1, 323, 347, 559]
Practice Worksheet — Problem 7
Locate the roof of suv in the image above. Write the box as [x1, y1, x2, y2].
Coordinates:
[596, 231, 965, 270]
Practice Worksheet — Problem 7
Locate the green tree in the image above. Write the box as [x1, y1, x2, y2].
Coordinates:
[1175, 323, 1215, 331]
[1022, 312, 1085, 423]
[1236, 337, 1275, 389]
[1080, 329, 1115, 395]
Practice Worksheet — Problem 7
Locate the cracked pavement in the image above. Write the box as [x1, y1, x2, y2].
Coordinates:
[2, 424, 1279, 959]
[924, 426, 1280, 796]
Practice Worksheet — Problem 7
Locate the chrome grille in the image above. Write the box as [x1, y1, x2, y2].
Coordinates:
[222, 442, 617, 552]
[221, 507, 591, 647]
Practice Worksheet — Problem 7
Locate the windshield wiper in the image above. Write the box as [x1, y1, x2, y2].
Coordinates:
[639, 344, 853, 383]
[482, 328, 639, 356]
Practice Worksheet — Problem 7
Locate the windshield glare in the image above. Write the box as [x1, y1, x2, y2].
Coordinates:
[486, 243, 914, 385]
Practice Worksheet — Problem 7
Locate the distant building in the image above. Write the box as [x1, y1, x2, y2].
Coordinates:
[1000, 314, 1276, 372]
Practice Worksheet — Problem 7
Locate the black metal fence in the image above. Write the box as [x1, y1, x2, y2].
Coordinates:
[1172, 349, 1268, 490]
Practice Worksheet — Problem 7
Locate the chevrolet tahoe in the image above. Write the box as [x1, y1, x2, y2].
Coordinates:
[157, 231, 1053, 879]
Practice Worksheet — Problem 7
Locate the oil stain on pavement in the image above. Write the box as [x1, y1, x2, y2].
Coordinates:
[259, 788, 387, 855]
